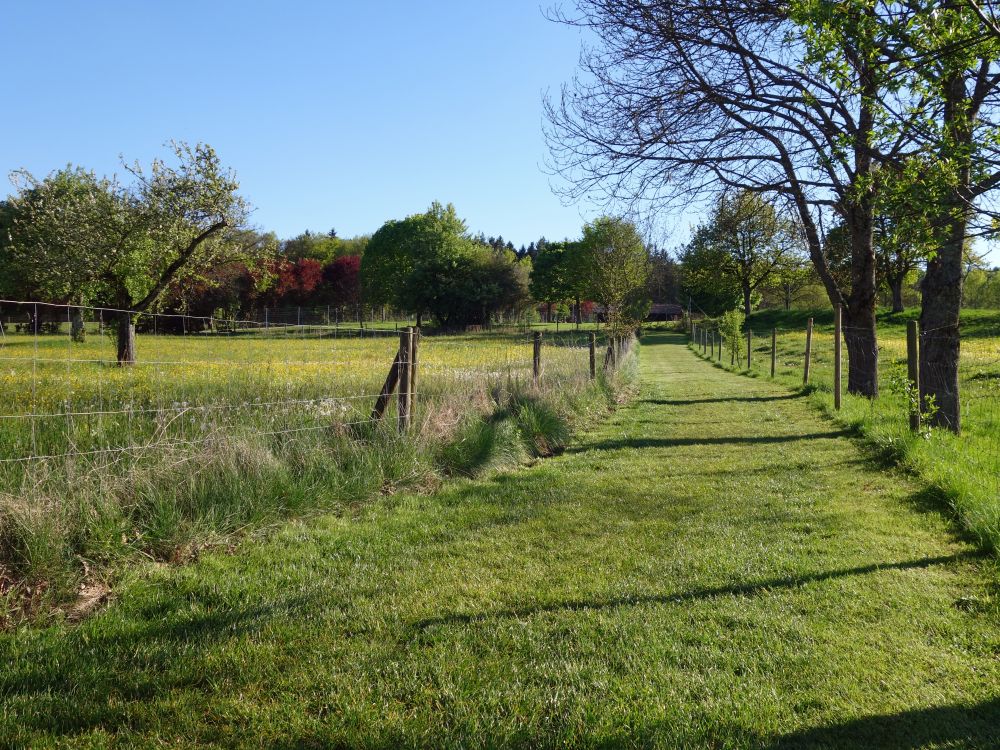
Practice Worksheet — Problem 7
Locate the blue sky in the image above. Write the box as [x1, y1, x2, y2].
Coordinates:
[1, 1, 612, 248]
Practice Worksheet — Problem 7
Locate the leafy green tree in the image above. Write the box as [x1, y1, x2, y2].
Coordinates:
[679, 226, 743, 316]
[361, 202, 527, 328]
[580, 217, 650, 336]
[685, 191, 802, 317]
[530, 241, 586, 324]
[6, 143, 264, 362]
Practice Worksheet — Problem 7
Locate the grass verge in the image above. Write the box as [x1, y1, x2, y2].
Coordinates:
[0, 333, 637, 625]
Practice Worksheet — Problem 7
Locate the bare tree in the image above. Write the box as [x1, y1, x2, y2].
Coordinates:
[545, 0, 924, 396]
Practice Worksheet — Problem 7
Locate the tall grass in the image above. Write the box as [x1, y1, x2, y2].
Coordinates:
[0, 326, 636, 622]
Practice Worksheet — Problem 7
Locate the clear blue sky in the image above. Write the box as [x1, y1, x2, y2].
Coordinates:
[1, 1, 608, 248]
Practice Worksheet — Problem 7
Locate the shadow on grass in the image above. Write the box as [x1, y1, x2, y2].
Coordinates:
[568, 430, 852, 453]
[640, 393, 804, 406]
[0, 590, 326, 729]
[759, 696, 1000, 749]
[406, 548, 986, 637]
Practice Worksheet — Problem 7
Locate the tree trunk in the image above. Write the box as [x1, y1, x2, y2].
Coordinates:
[116, 311, 136, 365]
[889, 275, 905, 313]
[842, 309, 878, 398]
[920, 217, 965, 433]
[70, 308, 86, 343]
[743, 282, 752, 318]
[844, 197, 879, 397]
[918, 72, 971, 434]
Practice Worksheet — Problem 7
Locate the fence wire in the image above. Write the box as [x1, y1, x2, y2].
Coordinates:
[0, 301, 613, 490]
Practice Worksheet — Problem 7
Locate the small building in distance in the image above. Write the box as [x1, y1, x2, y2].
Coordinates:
[646, 303, 684, 322]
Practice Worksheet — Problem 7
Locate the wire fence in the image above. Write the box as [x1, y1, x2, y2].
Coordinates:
[0, 300, 615, 491]
[688, 314, 1000, 529]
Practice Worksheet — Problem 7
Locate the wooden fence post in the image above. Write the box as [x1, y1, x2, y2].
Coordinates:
[409, 326, 420, 420]
[746, 328, 752, 371]
[834, 304, 843, 410]
[397, 327, 413, 432]
[533, 331, 542, 385]
[692, 323, 697, 346]
[370, 352, 400, 422]
[770, 328, 777, 377]
[803, 317, 813, 385]
[589, 332, 596, 380]
[907, 320, 920, 432]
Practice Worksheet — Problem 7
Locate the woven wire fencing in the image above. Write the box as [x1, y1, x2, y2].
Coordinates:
[0, 300, 606, 495]
[689, 315, 1000, 540]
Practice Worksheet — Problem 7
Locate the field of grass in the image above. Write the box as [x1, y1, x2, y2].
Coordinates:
[1, 333, 996, 747]
[0, 323, 626, 621]
[691, 307, 1000, 552]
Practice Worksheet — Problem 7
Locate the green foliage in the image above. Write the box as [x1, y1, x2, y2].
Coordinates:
[718, 309, 745, 367]
[529, 240, 589, 306]
[5, 143, 269, 312]
[580, 216, 650, 335]
[361, 202, 531, 327]
[681, 191, 801, 316]
[282, 230, 368, 264]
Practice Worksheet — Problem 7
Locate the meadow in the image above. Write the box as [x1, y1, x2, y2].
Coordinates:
[692, 308, 1000, 552]
[0, 315, 629, 622]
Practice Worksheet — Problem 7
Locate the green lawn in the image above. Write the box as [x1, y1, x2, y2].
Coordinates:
[2, 333, 998, 748]
[693, 308, 1000, 552]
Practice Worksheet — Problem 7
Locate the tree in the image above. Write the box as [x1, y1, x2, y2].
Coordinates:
[545, 0, 927, 397]
[361, 202, 526, 328]
[647, 248, 681, 305]
[897, 3, 1000, 431]
[272, 258, 324, 306]
[322, 255, 362, 319]
[529, 241, 589, 325]
[6, 143, 262, 363]
[765, 258, 818, 311]
[580, 217, 650, 335]
[874, 212, 924, 314]
[693, 191, 802, 316]
[679, 227, 743, 317]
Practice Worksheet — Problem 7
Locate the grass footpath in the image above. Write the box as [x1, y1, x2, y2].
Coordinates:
[2, 332, 999, 748]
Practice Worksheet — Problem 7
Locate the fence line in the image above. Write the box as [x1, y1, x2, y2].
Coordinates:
[0, 300, 633, 485]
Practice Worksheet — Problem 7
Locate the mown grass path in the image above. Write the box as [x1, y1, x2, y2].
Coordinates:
[3, 333, 999, 748]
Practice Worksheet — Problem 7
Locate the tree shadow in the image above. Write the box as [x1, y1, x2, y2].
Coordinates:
[759, 696, 1000, 749]
[640, 394, 804, 406]
[0, 589, 326, 735]
[568, 430, 852, 453]
[405, 549, 985, 639]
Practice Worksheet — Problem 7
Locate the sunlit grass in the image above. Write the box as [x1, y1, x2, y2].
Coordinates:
[692, 308, 1000, 550]
[0, 325, 619, 618]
